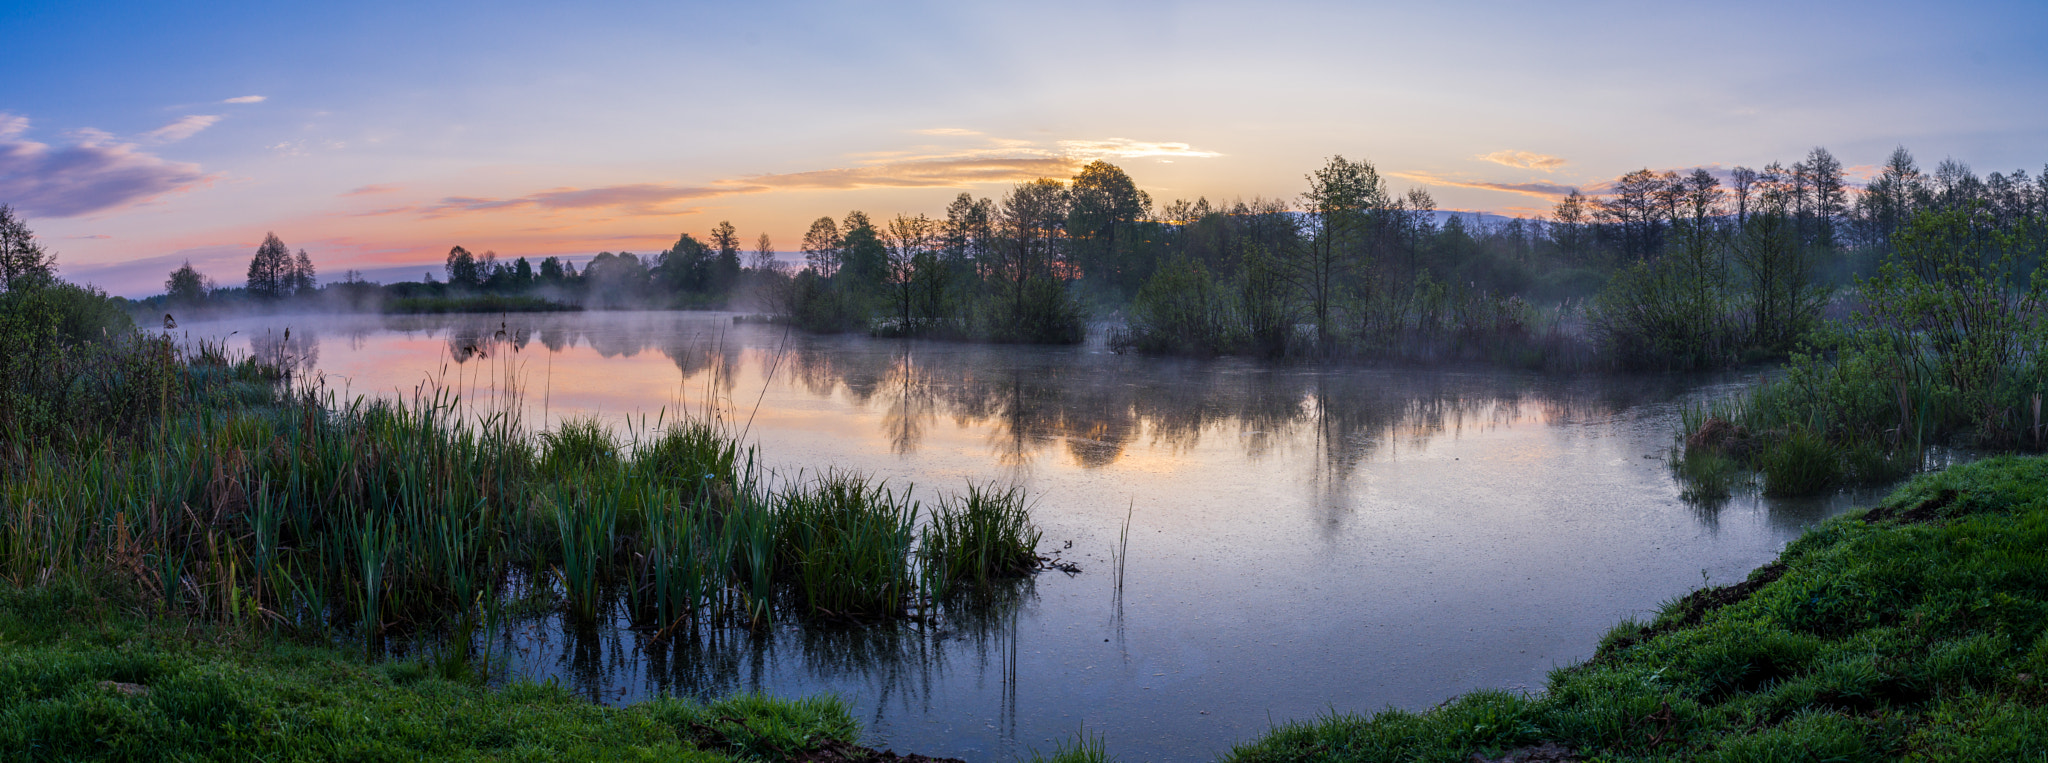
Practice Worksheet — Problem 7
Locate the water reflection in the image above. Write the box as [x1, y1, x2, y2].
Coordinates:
[178, 311, 1891, 761]
[495, 579, 1039, 738]
[261, 313, 1698, 476]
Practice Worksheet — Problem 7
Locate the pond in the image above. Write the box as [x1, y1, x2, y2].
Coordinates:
[177, 310, 1887, 761]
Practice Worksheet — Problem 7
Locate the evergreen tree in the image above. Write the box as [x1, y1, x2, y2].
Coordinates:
[292, 249, 318, 295]
[750, 234, 778, 272]
[709, 221, 742, 293]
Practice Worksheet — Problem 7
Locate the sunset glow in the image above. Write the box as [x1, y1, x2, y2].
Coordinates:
[6, 0, 2045, 295]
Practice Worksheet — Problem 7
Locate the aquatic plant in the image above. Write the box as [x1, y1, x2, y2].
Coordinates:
[774, 472, 919, 618]
[921, 482, 1042, 593]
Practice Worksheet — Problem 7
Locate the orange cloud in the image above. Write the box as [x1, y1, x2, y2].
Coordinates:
[395, 135, 1220, 222]
[1476, 150, 1567, 171]
[1389, 170, 1580, 200]
[737, 157, 1080, 190]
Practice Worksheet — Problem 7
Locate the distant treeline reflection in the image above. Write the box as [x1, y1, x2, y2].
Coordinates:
[338, 314, 1694, 475]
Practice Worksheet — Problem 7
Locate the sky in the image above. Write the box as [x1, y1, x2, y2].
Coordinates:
[5, 0, 2047, 296]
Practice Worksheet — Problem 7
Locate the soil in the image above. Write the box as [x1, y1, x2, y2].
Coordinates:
[789, 738, 968, 763]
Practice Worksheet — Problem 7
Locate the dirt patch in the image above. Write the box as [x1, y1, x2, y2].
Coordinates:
[1860, 487, 1959, 525]
[790, 738, 967, 763]
[1685, 417, 1758, 461]
[1590, 562, 1788, 662]
[1470, 741, 1579, 762]
[687, 716, 965, 763]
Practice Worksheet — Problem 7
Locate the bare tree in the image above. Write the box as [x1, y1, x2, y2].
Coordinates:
[801, 216, 841, 276]
[1597, 169, 1668, 261]
[749, 233, 779, 272]
[884, 213, 937, 331]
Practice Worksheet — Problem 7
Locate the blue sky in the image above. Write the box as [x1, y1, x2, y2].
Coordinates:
[5, 0, 2046, 294]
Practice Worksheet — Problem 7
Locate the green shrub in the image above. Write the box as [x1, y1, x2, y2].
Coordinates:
[1759, 428, 1844, 496]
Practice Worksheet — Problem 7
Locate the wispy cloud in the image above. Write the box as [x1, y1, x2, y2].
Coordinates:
[1059, 139, 1223, 160]
[737, 157, 1081, 190]
[1476, 150, 1567, 172]
[222, 95, 266, 104]
[341, 183, 401, 197]
[143, 115, 220, 144]
[0, 113, 209, 218]
[405, 134, 1222, 221]
[420, 184, 736, 218]
[1389, 170, 1581, 200]
[915, 127, 981, 136]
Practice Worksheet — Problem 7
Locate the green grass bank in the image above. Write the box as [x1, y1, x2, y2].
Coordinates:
[0, 583, 865, 762]
[1226, 455, 2048, 762]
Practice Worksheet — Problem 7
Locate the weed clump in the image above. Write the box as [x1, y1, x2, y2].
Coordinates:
[922, 483, 1043, 592]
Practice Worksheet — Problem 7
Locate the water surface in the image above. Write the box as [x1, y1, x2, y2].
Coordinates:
[182, 310, 1883, 762]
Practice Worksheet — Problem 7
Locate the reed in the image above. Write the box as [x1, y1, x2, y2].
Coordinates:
[774, 472, 919, 618]
[920, 482, 1042, 593]
[0, 319, 1052, 651]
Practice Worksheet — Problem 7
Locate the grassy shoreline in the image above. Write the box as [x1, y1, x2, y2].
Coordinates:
[1225, 455, 2048, 762]
[14, 455, 2041, 761]
[0, 581, 868, 761]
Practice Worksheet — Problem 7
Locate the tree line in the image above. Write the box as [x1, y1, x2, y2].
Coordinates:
[87, 144, 2048, 370]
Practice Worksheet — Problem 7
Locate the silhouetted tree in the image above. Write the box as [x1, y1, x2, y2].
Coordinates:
[166, 261, 210, 304]
[838, 211, 888, 291]
[1857, 147, 1925, 249]
[1289, 155, 1387, 351]
[1799, 147, 1847, 249]
[0, 205, 55, 292]
[884, 213, 938, 331]
[942, 193, 995, 278]
[802, 216, 841, 276]
[1598, 169, 1667, 261]
[710, 220, 742, 292]
[291, 249, 318, 295]
[445, 245, 481, 288]
[658, 234, 711, 292]
[1067, 160, 1150, 295]
[1551, 189, 1593, 266]
[246, 232, 294, 299]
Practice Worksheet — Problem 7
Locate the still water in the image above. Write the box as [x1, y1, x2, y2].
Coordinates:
[183, 310, 1882, 761]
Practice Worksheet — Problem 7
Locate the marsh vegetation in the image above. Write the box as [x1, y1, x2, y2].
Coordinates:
[3, 270, 1050, 683]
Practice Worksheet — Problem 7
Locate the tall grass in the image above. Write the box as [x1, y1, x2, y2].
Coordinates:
[0, 330, 1048, 654]
[921, 483, 1042, 595]
[775, 472, 919, 618]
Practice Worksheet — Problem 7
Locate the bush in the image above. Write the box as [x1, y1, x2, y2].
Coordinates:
[1589, 257, 1739, 371]
[786, 270, 869, 333]
[1759, 428, 1844, 496]
[0, 282, 151, 440]
[1118, 257, 1230, 354]
[981, 276, 1087, 344]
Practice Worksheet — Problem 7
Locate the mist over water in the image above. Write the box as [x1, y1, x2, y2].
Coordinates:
[172, 310, 1886, 761]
